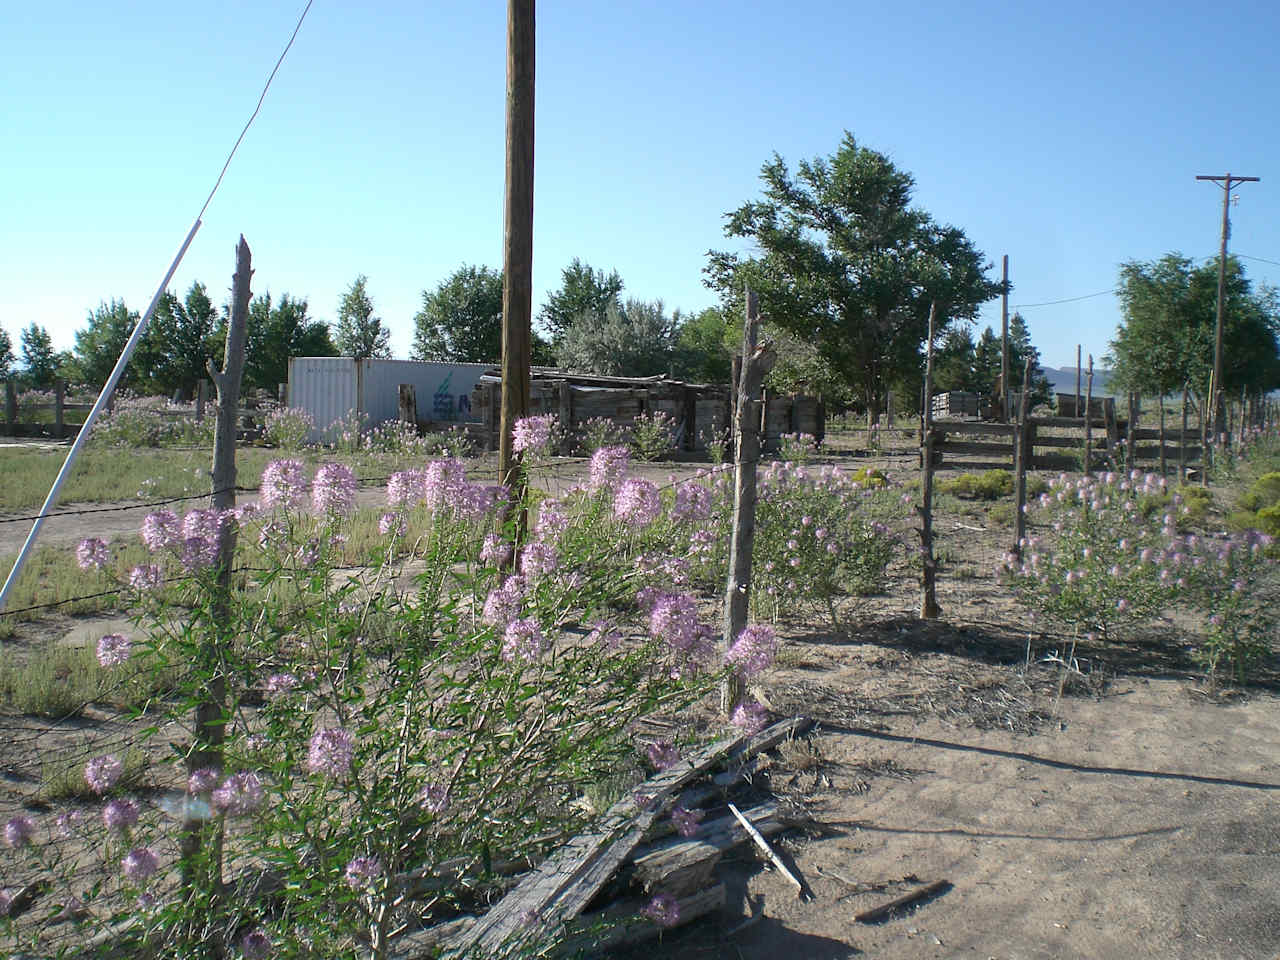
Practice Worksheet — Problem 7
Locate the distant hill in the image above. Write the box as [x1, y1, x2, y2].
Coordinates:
[1041, 366, 1116, 398]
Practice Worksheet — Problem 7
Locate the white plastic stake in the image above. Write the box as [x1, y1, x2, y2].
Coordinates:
[0, 219, 202, 614]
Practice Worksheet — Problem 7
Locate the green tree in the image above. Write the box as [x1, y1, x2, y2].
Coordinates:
[539, 258, 624, 342]
[705, 131, 1002, 422]
[74, 300, 138, 389]
[672, 306, 733, 384]
[0, 326, 12, 380]
[932, 326, 979, 393]
[1109, 254, 1280, 404]
[243, 293, 337, 393]
[335, 275, 392, 360]
[412, 265, 504, 363]
[138, 282, 222, 398]
[558, 298, 677, 377]
[21, 324, 59, 388]
[1008, 312, 1054, 407]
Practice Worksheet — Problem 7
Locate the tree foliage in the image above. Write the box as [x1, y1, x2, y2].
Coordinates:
[705, 131, 1002, 419]
[0, 326, 13, 381]
[243, 293, 337, 393]
[335, 275, 392, 360]
[136, 282, 222, 398]
[539, 258, 624, 342]
[671, 307, 733, 384]
[74, 300, 139, 389]
[558, 298, 678, 377]
[20, 324, 58, 389]
[413, 264, 504, 363]
[1109, 254, 1280, 400]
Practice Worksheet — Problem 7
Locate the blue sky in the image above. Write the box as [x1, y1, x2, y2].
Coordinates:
[3, 0, 1278, 372]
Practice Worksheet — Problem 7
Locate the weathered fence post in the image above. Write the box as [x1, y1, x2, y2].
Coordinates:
[180, 236, 251, 895]
[1075, 345, 1082, 414]
[1179, 384, 1189, 482]
[399, 384, 418, 426]
[54, 379, 65, 438]
[4, 381, 16, 434]
[722, 290, 775, 715]
[1159, 395, 1168, 478]
[1013, 357, 1032, 559]
[557, 380, 573, 454]
[1081, 356, 1094, 476]
[919, 302, 941, 620]
[195, 378, 209, 423]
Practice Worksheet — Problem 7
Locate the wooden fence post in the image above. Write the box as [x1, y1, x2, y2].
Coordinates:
[399, 384, 418, 426]
[1082, 355, 1094, 476]
[4, 381, 16, 433]
[1179, 385, 1188, 482]
[919, 302, 941, 620]
[54, 379, 65, 438]
[1013, 357, 1032, 559]
[557, 380, 573, 454]
[180, 236, 251, 894]
[195, 378, 209, 423]
[722, 290, 776, 715]
[1158, 396, 1168, 478]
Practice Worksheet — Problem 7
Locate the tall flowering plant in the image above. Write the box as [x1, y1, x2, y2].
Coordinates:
[4, 439, 767, 958]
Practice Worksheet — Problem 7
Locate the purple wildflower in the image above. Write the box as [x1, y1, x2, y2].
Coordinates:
[141, 510, 180, 552]
[261, 459, 308, 510]
[85, 754, 124, 794]
[479, 534, 512, 567]
[648, 593, 701, 651]
[646, 741, 681, 771]
[726, 624, 777, 677]
[240, 929, 272, 960]
[519, 542, 559, 579]
[387, 469, 425, 506]
[671, 483, 712, 521]
[307, 728, 355, 779]
[482, 576, 525, 629]
[102, 799, 139, 832]
[96, 633, 132, 668]
[76, 538, 109, 571]
[265, 673, 299, 697]
[188, 768, 220, 794]
[419, 782, 449, 814]
[213, 772, 266, 817]
[730, 700, 768, 735]
[378, 512, 406, 537]
[121, 847, 160, 883]
[501, 618, 549, 662]
[312, 463, 357, 516]
[589, 446, 630, 489]
[535, 500, 570, 541]
[512, 415, 555, 454]
[670, 806, 704, 838]
[423, 459, 468, 511]
[614, 478, 661, 526]
[4, 816, 36, 848]
[344, 855, 384, 889]
[643, 892, 680, 927]
[128, 563, 163, 592]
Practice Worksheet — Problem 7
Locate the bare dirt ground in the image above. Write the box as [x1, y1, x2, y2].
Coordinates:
[3, 438, 1278, 959]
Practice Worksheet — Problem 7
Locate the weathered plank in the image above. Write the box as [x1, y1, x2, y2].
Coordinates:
[439, 717, 810, 958]
[631, 801, 782, 897]
[934, 439, 1014, 458]
[932, 421, 1016, 437]
[556, 882, 726, 956]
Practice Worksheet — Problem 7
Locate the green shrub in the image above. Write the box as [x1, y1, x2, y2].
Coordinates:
[1239, 471, 1280, 512]
[850, 466, 888, 488]
[938, 470, 1014, 500]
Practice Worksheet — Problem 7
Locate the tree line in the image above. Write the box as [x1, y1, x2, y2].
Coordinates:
[5, 131, 1089, 418]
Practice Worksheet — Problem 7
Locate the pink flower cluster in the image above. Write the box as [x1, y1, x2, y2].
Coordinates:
[345, 855, 384, 889]
[501, 618, 550, 662]
[96, 633, 132, 668]
[726, 624, 777, 677]
[614, 478, 661, 526]
[307, 728, 355, 779]
[483, 576, 526, 629]
[512, 414, 556, 454]
[589, 445, 630, 489]
[76, 538, 109, 571]
[312, 462, 357, 515]
[261, 458, 308, 510]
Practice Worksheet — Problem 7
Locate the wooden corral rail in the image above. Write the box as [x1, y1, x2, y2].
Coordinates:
[929, 414, 1203, 474]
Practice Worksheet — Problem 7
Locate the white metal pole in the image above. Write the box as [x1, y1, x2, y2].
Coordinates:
[0, 219, 203, 613]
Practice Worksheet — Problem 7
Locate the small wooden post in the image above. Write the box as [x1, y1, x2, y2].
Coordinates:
[181, 236, 251, 894]
[1158, 396, 1167, 477]
[1013, 357, 1032, 559]
[886, 389, 896, 430]
[920, 302, 941, 620]
[399, 384, 418, 425]
[54, 379, 65, 437]
[1000, 254, 1010, 422]
[722, 290, 776, 714]
[1104, 397, 1118, 458]
[5, 380, 17, 432]
[1178, 385, 1189, 482]
[557, 380, 573, 454]
[1082, 355, 1094, 476]
[683, 384, 696, 452]
[1075, 345, 1082, 415]
[195, 378, 209, 423]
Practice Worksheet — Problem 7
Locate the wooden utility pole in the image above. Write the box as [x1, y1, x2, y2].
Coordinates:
[181, 236, 251, 888]
[722, 290, 775, 714]
[1196, 173, 1259, 440]
[1000, 254, 1009, 422]
[919, 302, 941, 620]
[498, 0, 536, 497]
[1013, 356, 1032, 559]
[1082, 355, 1094, 476]
[1075, 345, 1082, 415]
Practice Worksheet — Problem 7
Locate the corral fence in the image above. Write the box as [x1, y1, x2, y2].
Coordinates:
[470, 368, 824, 453]
[2, 378, 263, 441]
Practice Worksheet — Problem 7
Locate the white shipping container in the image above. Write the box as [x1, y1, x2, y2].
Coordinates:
[287, 358, 493, 443]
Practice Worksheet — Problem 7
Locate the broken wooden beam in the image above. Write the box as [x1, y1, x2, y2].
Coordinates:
[556, 882, 726, 956]
[630, 801, 782, 898]
[728, 801, 806, 897]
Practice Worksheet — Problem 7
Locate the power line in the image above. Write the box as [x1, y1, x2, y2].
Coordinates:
[1013, 289, 1117, 309]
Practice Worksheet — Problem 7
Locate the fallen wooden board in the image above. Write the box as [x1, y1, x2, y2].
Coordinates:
[556, 882, 726, 956]
[436, 716, 811, 958]
[630, 801, 782, 898]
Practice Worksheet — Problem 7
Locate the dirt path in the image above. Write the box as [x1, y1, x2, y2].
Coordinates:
[640, 659, 1280, 959]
